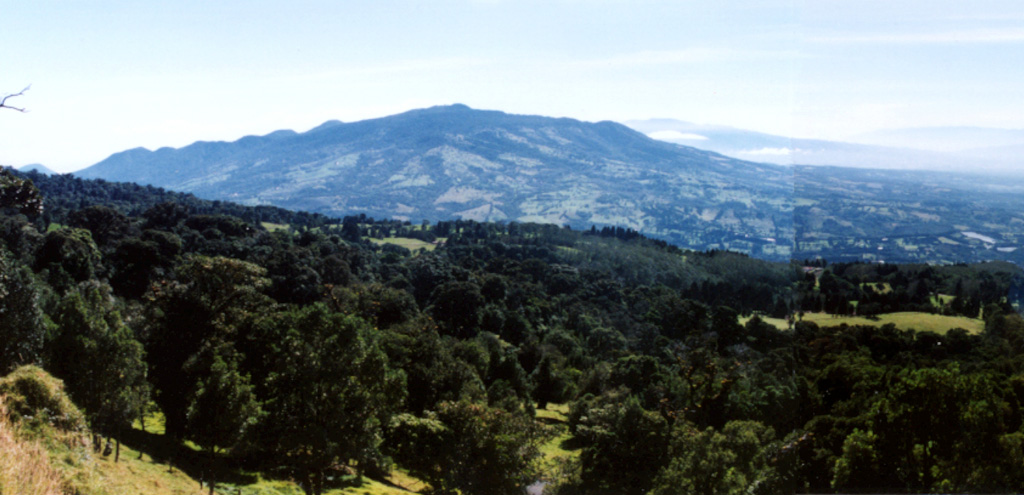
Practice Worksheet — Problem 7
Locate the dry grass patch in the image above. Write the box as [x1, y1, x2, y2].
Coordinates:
[0, 401, 64, 495]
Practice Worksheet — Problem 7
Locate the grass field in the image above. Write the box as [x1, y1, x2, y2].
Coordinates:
[369, 237, 444, 253]
[535, 403, 579, 480]
[743, 312, 984, 335]
[261, 222, 290, 232]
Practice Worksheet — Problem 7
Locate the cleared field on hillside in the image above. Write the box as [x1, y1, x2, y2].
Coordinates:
[370, 237, 443, 252]
[744, 312, 984, 335]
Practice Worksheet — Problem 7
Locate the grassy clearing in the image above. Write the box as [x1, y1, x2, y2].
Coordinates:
[740, 315, 790, 330]
[535, 403, 569, 423]
[219, 475, 420, 495]
[801, 312, 983, 335]
[743, 312, 983, 335]
[535, 403, 578, 480]
[89, 443, 206, 495]
[369, 237, 443, 253]
[261, 222, 290, 233]
[931, 294, 955, 307]
[861, 282, 892, 294]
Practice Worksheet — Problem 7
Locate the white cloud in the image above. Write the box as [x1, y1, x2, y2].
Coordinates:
[648, 131, 708, 141]
[810, 28, 1024, 44]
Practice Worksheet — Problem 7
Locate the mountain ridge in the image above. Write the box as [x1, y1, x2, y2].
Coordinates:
[76, 104, 794, 259]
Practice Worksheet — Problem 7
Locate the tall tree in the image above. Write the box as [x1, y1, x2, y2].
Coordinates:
[183, 341, 260, 495]
[47, 281, 149, 461]
[145, 255, 270, 438]
[257, 303, 404, 495]
[0, 251, 44, 372]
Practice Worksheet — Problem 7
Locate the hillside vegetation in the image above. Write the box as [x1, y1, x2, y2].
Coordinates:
[4, 169, 1024, 494]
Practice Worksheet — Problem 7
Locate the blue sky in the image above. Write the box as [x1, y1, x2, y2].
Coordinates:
[2, 0, 1023, 172]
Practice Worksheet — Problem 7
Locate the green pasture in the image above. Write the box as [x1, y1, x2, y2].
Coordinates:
[744, 312, 983, 335]
[369, 237, 444, 253]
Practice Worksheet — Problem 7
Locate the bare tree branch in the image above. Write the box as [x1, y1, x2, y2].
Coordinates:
[0, 85, 31, 112]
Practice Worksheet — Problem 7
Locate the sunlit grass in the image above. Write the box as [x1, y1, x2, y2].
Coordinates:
[261, 222, 290, 232]
[369, 237, 443, 253]
[535, 403, 569, 423]
[801, 312, 983, 335]
[743, 312, 983, 335]
[535, 403, 578, 480]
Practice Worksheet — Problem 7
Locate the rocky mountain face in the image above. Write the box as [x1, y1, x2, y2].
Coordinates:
[76, 105, 794, 259]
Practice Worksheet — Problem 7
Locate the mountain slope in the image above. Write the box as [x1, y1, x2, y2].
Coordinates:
[77, 105, 794, 259]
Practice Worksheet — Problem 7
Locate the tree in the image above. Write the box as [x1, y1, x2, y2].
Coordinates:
[67, 205, 133, 249]
[0, 86, 29, 112]
[183, 342, 259, 495]
[145, 255, 270, 438]
[651, 420, 781, 495]
[430, 280, 485, 338]
[257, 304, 404, 495]
[0, 251, 44, 372]
[0, 168, 43, 217]
[34, 227, 102, 289]
[388, 401, 543, 495]
[47, 282, 149, 462]
[570, 393, 670, 494]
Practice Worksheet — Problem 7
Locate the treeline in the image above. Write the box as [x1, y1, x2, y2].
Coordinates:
[797, 260, 1022, 318]
[4, 169, 1024, 494]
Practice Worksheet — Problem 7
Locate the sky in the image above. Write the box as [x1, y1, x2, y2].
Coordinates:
[2, 0, 1023, 173]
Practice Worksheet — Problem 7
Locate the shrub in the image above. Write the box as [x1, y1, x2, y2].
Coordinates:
[0, 365, 86, 434]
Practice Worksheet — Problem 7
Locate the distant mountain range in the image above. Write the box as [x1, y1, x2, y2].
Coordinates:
[72, 105, 1024, 264]
[17, 163, 56, 175]
[625, 119, 1024, 175]
[76, 105, 795, 259]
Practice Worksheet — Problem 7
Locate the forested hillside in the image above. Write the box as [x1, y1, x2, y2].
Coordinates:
[5, 168, 1024, 494]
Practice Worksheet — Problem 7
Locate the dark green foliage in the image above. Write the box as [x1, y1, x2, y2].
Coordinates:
[255, 304, 404, 495]
[4, 173, 1024, 494]
[650, 420, 784, 495]
[67, 205, 133, 249]
[35, 227, 101, 288]
[430, 280, 485, 338]
[0, 168, 43, 217]
[47, 282, 149, 436]
[388, 401, 542, 495]
[0, 252, 45, 372]
[145, 255, 270, 438]
[568, 393, 669, 494]
[184, 341, 259, 493]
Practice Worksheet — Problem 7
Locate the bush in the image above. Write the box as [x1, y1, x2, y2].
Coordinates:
[0, 365, 86, 434]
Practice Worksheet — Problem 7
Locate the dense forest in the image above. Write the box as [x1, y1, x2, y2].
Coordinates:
[4, 168, 1024, 494]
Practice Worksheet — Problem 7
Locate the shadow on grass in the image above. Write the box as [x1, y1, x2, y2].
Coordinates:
[118, 426, 259, 487]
